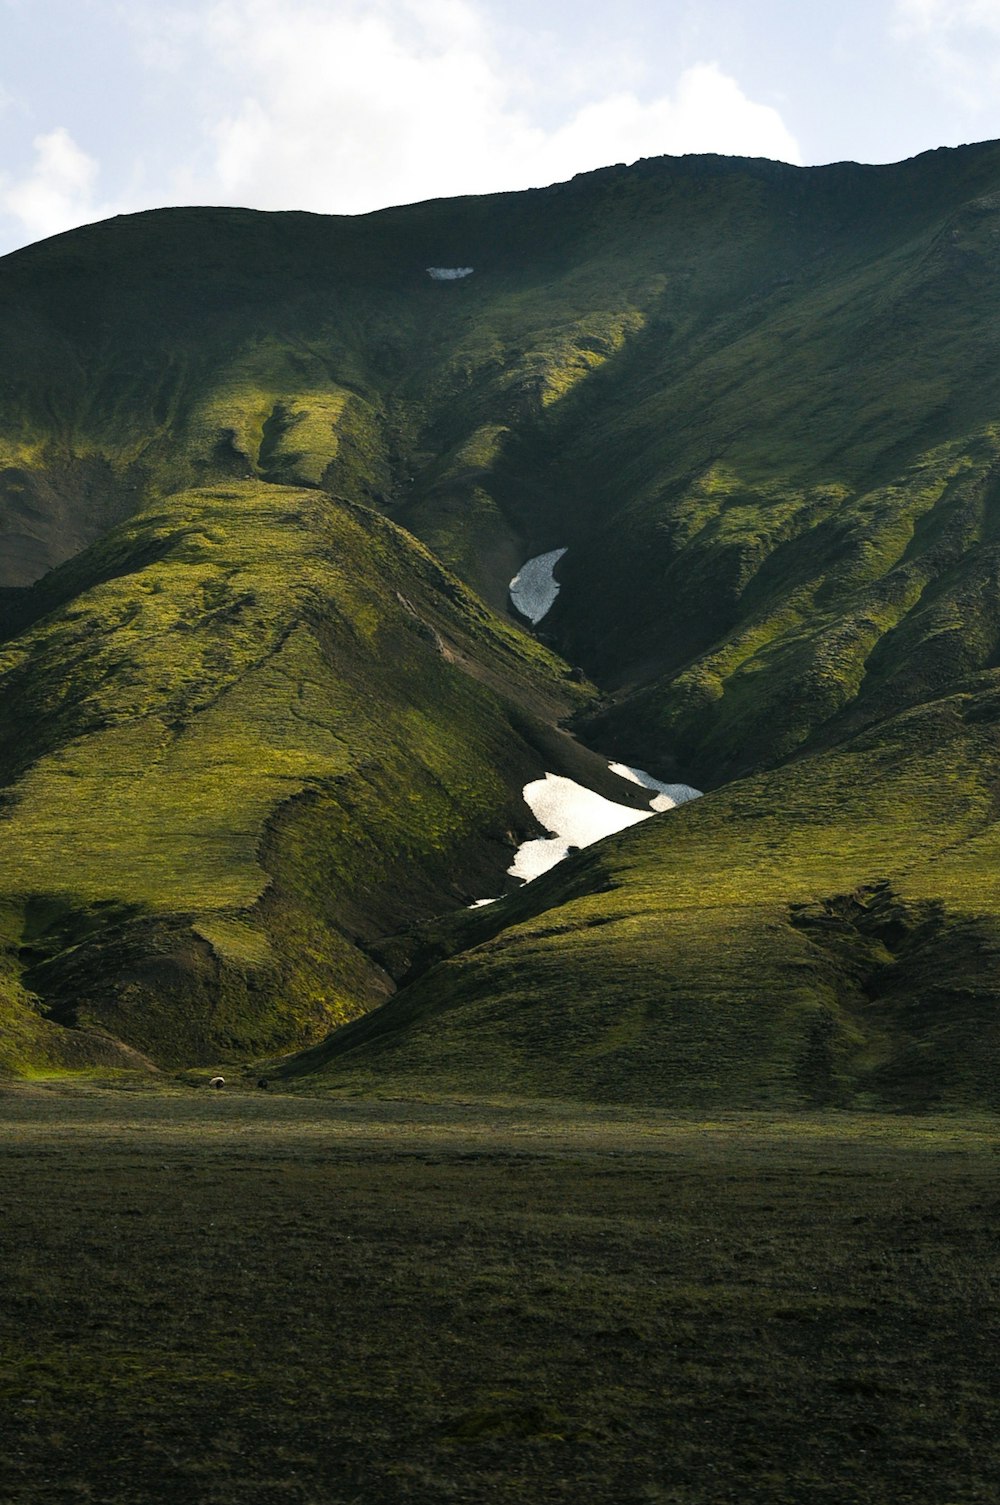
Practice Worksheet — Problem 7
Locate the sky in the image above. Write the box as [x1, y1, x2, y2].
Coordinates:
[2, 0, 1000, 255]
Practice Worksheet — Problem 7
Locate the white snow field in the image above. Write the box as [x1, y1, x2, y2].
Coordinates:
[508, 548, 568, 625]
[507, 772, 654, 883]
[608, 762, 703, 812]
[427, 267, 473, 280]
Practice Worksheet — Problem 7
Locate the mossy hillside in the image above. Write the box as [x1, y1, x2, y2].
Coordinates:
[384, 155, 955, 593]
[0, 480, 587, 1069]
[0, 192, 673, 591]
[575, 431, 1000, 783]
[7, 147, 997, 599]
[399, 147, 1000, 778]
[292, 671, 1000, 1109]
[0, 902, 155, 1079]
[7, 146, 1000, 767]
[464, 152, 1000, 779]
[7, 146, 1000, 1087]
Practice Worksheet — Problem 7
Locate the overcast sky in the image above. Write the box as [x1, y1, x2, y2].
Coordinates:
[2, 0, 1000, 256]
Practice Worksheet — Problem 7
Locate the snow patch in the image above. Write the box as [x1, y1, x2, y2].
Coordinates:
[469, 761, 704, 903]
[509, 548, 568, 625]
[508, 772, 654, 883]
[609, 762, 703, 811]
[427, 266, 473, 280]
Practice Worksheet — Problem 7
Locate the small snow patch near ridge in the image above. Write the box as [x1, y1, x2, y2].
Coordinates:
[427, 267, 473, 280]
[508, 772, 653, 883]
[509, 548, 568, 625]
[609, 762, 703, 811]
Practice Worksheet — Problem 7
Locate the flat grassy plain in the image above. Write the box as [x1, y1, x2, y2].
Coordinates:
[1, 1085, 997, 1504]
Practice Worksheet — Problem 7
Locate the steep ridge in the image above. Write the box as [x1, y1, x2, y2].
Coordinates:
[4, 143, 1000, 1096]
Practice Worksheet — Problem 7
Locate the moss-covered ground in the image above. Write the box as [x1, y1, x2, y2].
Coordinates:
[1, 1085, 997, 1505]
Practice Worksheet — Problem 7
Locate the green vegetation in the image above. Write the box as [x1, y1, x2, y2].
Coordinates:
[8, 148, 1000, 1505]
[312, 656, 1000, 1107]
[4, 143, 1000, 1097]
[279, 144, 1000, 1107]
[2, 1087, 997, 1505]
[0, 478, 586, 1068]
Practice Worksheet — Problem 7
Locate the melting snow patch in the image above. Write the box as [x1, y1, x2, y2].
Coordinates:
[427, 267, 473, 280]
[509, 548, 568, 625]
[508, 772, 654, 884]
[609, 762, 703, 811]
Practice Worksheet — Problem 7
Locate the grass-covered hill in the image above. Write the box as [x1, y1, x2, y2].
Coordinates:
[303, 671, 1000, 1111]
[0, 481, 604, 1071]
[4, 139, 1000, 1100]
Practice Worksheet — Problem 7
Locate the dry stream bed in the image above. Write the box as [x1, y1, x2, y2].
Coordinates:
[1, 1085, 998, 1504]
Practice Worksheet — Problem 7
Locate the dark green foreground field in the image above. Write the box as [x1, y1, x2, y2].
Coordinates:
[1, 1085, 997, 1504]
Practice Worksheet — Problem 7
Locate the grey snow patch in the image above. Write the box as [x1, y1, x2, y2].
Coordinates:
[509, 548, 568, 625]
[608, 762, 703, 811]
[427, 267, 473, 280]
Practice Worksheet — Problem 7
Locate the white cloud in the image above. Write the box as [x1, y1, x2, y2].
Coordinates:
[195, 0, 516, 210]
[1, 128, 106, 243]
[155, 0, 801, 216]
[533, 65, 802, 182]
[0, 2, 802, 253]
[893, 0, 1000, 105]
[894, 0, 1000, 34]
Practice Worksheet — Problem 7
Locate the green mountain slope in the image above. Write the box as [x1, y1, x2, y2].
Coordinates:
[5, 141, 1000, 1099]
[0, 480, 602, 1070]
[298, 670, 1000, 1110]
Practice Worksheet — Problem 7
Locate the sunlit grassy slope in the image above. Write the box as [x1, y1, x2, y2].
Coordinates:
[0, 480, 591, 1069]
[5, 141, 1000, 1095]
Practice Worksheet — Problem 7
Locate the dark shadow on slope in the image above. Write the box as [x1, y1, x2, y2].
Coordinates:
[789, 881, 1000, 1111]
